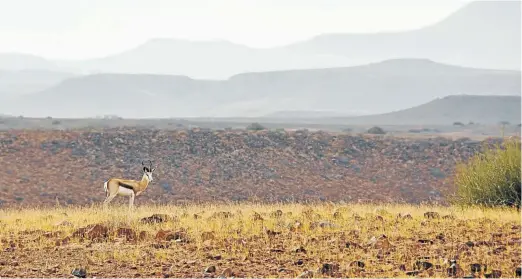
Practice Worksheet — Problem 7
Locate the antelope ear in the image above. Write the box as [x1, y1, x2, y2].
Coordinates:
[143, 167, 149, 172]
[151, 168, 156, 172]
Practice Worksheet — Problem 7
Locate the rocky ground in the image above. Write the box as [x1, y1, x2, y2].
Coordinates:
[0, 128, 504, 207]
[0, 204, 520, 278]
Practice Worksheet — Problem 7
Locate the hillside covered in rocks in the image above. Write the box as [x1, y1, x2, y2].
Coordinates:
[0, 128, 499, 207]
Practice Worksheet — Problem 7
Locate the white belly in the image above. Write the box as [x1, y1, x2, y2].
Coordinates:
[117, 187, 135, 196]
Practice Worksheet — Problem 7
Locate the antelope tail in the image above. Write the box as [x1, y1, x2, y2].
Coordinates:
[103, 180, 108, 197]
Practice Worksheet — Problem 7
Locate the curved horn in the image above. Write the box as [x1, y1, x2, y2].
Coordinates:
[149, 160, 153, 169]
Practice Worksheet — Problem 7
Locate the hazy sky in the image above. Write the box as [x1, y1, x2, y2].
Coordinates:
[0, 0, 474, 60]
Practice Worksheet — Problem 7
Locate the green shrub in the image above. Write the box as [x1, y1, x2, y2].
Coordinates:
[246, 122, 266, 131]
[452, 138, 521, 208]
[367, 126, 385, 134]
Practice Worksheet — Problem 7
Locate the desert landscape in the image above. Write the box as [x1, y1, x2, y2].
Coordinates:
[0, 125, 520, 278]
[0, 0, 521, 278]
[0, 126, 514, 207]
[0, 203, 521, 278]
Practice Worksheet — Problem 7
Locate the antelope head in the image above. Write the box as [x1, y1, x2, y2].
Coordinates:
[142, 160, 155, 182]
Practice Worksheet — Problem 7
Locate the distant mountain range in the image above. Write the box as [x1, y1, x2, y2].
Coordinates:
[2, 58, 519, 119]
[0, 69, 75, 99]
[323, 95, 521, 126]
[0, 0, 519, 124]
[0, 1, 519, 79]
[262, 110, 362, 118]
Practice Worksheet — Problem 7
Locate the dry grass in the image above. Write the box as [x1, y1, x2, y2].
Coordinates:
[0, 202, 520, 278]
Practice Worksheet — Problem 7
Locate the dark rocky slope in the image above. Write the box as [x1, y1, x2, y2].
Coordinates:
[0, 128, 501, 207]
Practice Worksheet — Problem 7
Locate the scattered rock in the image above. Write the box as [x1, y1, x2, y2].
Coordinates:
[141, 214, 171, 224]
[293, 246, 307, 253]
[418, 239, 433, 245]
[485, 270, 502, 278]
[345, 241, 362, 249]
[470, 263, 486, 273]
[493, 246, 507, 254]
[414, 261, 433, 270]
[424, 212, 440, 219]
[73, 224, 108, 240]
[350, 261, 365, 269]
[71, 267, 87, 278]
[207, 254, 222, 260]
[475, 240, 493, 246]
[116, 227, 136, 240]
[516, 267, 521, 277]
[155, 229, 188, 242]
[265, 229, 282, 237]
[405, 271, 420, 276]
[55, 236, 70, 246]
[319, 263, 339, 276]
[204, 265, 216, 273]
[219, 267, 234, 277]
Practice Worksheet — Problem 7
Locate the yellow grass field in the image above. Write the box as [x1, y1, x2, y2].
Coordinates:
[0, 202, 520, 278]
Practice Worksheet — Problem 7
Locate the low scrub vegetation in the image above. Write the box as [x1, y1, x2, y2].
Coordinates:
[452, 138, 521, 208]
[367, 126, 386, 134]
[246, 122, 266, 131]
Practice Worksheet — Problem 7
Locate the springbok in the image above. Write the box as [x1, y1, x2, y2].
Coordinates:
[103, 160, 155, 210]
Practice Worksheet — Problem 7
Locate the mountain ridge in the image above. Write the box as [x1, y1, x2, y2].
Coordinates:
[0, 1, 518, 78]
[1, 58, 519, 121]
[325, 95, 521, 125]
